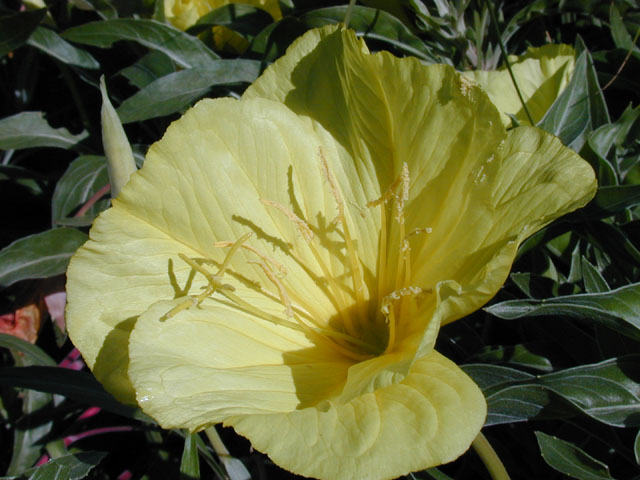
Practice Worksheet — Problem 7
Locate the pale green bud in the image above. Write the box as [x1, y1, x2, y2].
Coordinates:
[100, 76, 136, 198]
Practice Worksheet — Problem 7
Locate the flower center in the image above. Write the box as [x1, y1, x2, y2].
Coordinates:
[166, 151, 429, 362]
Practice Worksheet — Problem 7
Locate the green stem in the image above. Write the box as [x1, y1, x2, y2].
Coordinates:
[472, 432, 511, 480]
[204, 426, 229, 460]
[484, 0, 534, 125]
[344, 0, 357, 29]
[205, 426, 251, 480]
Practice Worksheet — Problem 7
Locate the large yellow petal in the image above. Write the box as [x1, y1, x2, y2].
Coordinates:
[412, 126, 596, 328]
[227, 350, 486, 480]
[67, 96, 376, 401]
[244, 26, 504, 296]
[463, 44, 575, 126]
[128, 299, 351, 431]
[244, 26, 595, 342]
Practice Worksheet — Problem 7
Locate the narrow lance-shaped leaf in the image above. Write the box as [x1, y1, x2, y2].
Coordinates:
[538, 44, 609, 152]
[119, 51, 176, 89]
[180, 433, 201, 479]
[0, 366, 151, 422]
[573, 184, 640, 220]
[0, 334, 56, 367]
[62, 18, 219, 68]
[301, 6, 440, 63]
[486, 282, 640, 342]
[51, 155, 110, 227]
[27, 26, 100, 69]
[536, 432, 615, 480]
[466, 356, 640, 427]
[187, 4, 273, 36]
[0, 112, 88, 150]
[0, 228, 88, 287]
[1, 452, 107, 480]
[581, 257, 610, 293]
[117, 61, 262, 123]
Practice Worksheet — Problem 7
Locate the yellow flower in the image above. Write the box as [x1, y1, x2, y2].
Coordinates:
[164, 0, 281, 52]
[464, 44, 576, 127]
[66, 26, 596, 480]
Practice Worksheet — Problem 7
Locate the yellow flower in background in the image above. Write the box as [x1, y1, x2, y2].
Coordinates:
[164, 0, 281, 52]
[464, 44, 576, 127]
[66, 26, 596, 480]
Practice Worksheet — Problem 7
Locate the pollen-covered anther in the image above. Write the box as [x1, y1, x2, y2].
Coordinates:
[407, 227, 432, 238]
[249, 260, 294, 319]
[380, 286, 423, 354]
[214, 240, 287, 276]
[261, 198, 314, 242]
[318, 146, 345, 218]
[395, 163, 411, 224]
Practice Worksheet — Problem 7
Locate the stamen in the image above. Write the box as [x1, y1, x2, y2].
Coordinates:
[407, 227, 432, 238]
[395, 163, 410, 224]
[250, 260, 294, 318]
[260, 199, 313, 242]
[162, 253, 236, 320]
[262, 194, 353, 334]
[392, 163, 411, 291]
[218, 231, 253, 275]
[214, 241, 287, 276]
[319, 147, 367, 325]
[381, 286, 423, 353]
[251, 256, 378, 357]
[219, 290, 302, 331]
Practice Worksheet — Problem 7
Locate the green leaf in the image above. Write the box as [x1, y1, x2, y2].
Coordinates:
[0, 366, 151, 422]
[467, 356, 640, 427]
[117, 60, 261, 123]
[62, 19, 219, 68]
[471, 344, 553, 372]
[0, 228, 88, 287]
[486, 282, 640, 342]
[1, 451, 107, 480]
[0, 112, 88, 150]
[485, 384, 570, 425]
[0, 9, 47, 58]
[581, 257, 610, 293]
[536, 432, 615, 480]
[26, 26, 100, 69]
[581, 222, 640, 278]
[51, 155, 109, 227]
[301, 6, 440, 63]
[634, 430, 640, 466]
[5, 351, 54, 476]
[538, 45, 609, 151]
[119, 51, 176, 89]
[538, 356, 640, 427]
[188, 4, 273, 36]
[588, 105, 640, 168]
[609, 4, 639, 54]
[180, 433, 201, 479]
[462, 364, 534, 391]
[70, 0, 118, 20]
[577, 185, 640, 219]
[0, 334, 56, 367]
[246, 18, 307, 63]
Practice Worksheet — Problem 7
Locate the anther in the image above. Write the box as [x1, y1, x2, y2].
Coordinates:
[250, 260, 294, 319]
[261, 199, 314, 242]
